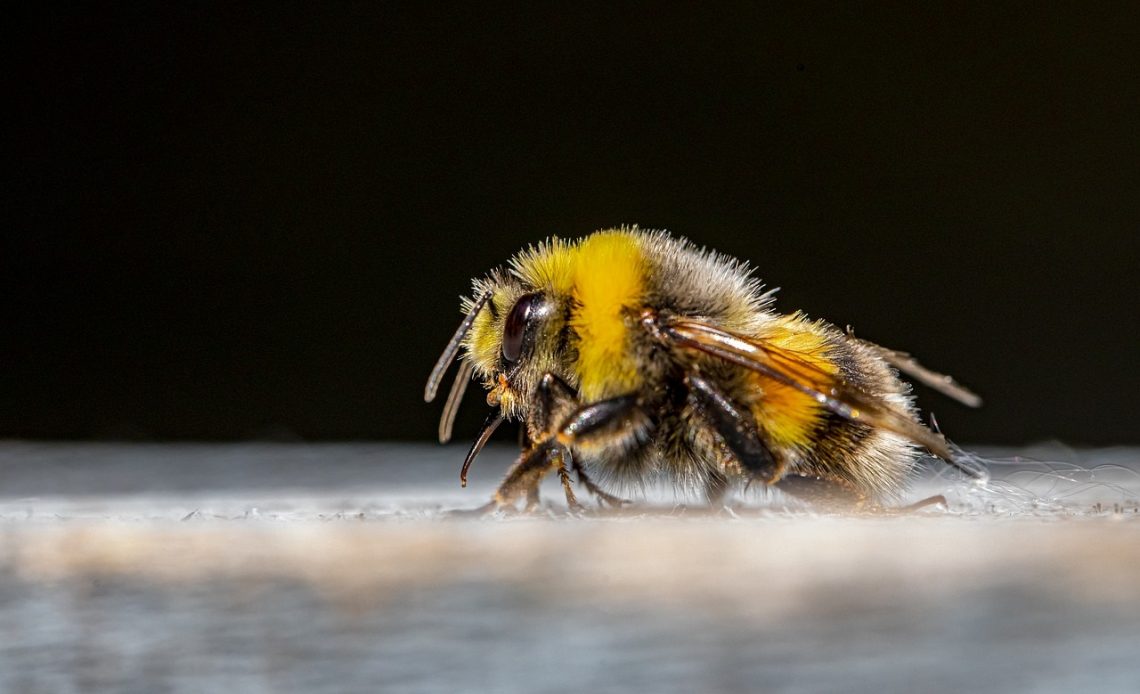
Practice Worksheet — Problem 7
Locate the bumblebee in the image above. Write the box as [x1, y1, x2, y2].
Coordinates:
[425, 227, 983, 511]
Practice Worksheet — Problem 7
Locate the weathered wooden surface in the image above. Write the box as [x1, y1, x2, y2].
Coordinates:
[1, 443, 1137, 693]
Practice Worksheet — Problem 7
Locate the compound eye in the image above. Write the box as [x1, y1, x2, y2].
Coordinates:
[502, 292, 543, 364]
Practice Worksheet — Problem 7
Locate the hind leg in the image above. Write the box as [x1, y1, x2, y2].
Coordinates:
[772, 473, 868, 510]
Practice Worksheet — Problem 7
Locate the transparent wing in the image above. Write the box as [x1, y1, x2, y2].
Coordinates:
[661, 318, 969, 468]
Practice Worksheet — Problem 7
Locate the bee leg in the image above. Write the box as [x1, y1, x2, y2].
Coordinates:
[532, 373, 579, 438]
[537, 373, 628, 509]
[572, 458, 629, 508]
[492, 393, 641, 510]
[536, 372, 629, 508]
[492, 448, 587, 514]
[687, 375, 780, 483]
[524, 482, 542, 513]
[896, 494, 947, 512]
[537, 374, 589, 512]
[483, 374, 578, 513]
[492, 446, 561, 511]
[772, 473, 867, 511]
[556, 455, 587, 513]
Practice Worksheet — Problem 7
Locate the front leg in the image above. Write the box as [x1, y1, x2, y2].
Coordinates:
[517, 373, 625, 510]
[530, 373, 579, 441]
[521, 373, 581, 510]
[491, 391, 642, 510]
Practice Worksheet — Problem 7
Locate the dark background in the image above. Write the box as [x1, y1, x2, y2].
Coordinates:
[6, 4, 1137, 445]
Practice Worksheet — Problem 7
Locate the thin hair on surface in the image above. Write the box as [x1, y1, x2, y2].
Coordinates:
[920, 446, 1140, 517]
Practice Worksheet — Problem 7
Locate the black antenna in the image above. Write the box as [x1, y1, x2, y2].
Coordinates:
[424, 289, 493, 402]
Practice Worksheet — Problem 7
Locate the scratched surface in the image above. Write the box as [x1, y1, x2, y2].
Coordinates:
[1, 442, 1138, 693]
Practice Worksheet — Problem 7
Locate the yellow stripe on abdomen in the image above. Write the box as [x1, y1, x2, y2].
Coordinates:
[748, 322, 835, 448]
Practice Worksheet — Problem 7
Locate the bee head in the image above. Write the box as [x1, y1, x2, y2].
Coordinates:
[458, 272, 569, 420]
[425, 237, 577, 441]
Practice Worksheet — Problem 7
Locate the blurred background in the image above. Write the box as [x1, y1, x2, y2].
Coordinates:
[7, 4, 1137, 445]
